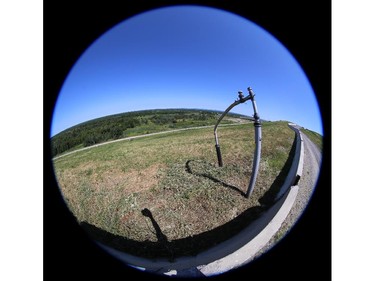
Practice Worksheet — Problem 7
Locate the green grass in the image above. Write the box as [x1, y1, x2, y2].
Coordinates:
[53, 121, 295, 259]
[51, 108, 250, 157]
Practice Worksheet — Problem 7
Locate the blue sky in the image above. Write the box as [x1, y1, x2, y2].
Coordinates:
[51, 5, 323, 137]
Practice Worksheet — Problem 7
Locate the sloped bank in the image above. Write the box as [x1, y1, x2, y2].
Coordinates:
[96, 123, 305, 277]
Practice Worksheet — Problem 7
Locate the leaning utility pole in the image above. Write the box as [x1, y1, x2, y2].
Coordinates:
[213, 86, 262, 198]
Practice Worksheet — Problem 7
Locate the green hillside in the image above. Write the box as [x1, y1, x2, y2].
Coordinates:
[51, 109, 251, 157]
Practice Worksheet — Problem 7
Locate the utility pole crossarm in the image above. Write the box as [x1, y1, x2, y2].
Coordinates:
[214, 91, 250, 167]
[213, 92, 251, 133]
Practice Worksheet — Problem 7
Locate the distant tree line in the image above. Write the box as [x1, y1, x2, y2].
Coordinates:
[50, 109, 249, 157]
[152, 111, 217, 125]
[50, 115, 144, 157]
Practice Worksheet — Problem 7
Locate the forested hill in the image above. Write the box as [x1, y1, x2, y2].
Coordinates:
[50, 109, 251, 157]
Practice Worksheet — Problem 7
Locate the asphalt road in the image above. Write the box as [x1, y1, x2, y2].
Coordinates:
[301, 131, 322, 169]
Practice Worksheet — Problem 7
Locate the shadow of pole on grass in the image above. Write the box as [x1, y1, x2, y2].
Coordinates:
[141, 208, 174, 261]
[185, 160, 246, 197]
[80, 203, 265, 261]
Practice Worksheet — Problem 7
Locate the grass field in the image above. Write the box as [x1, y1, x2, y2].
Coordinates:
[51, 109, 250, 157]
[53, 121, 295, 259]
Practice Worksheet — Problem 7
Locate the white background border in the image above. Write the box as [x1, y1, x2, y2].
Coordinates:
[1, 1, 375, 280]
[0, 1, 43, 280]
[332, 1, 375, 280]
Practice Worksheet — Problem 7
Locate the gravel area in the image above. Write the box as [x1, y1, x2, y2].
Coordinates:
[251, 130, 322, 260]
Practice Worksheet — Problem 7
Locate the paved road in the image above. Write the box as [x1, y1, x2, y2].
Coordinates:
[301, 131, 322, 169]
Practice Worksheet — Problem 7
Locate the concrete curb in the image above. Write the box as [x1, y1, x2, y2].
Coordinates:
[96, 123, 305, 277]
[198, 186, 299, 276]
[275, 124, 304, 201]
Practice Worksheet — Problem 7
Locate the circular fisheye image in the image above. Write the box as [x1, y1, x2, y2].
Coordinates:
[50, 5, 323, 278]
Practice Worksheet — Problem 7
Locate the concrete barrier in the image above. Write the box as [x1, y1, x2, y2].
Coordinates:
[275, 124, 304, 200]
[96, 123, 305, 277]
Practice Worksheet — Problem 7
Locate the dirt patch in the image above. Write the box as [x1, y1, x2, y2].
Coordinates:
[90, 163, 166, 194]
[121, 164, 166, 194]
